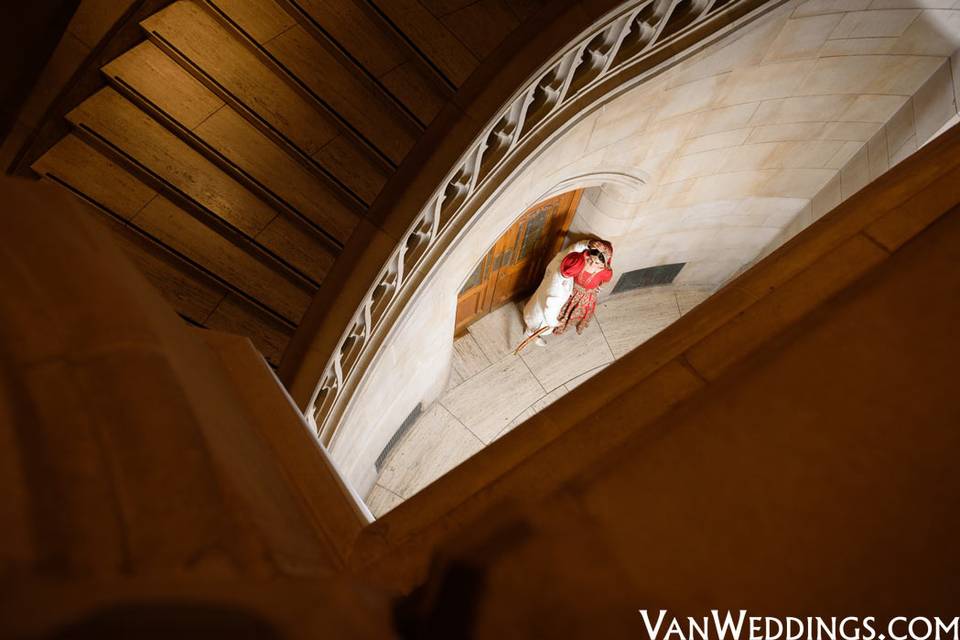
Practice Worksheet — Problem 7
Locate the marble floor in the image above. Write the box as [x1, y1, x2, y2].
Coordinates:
[365, 284, 713, 517]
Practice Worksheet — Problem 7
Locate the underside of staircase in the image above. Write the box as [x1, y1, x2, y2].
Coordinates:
[30, 0, 539, 366]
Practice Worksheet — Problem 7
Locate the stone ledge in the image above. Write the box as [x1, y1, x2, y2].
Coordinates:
[200, 329, 370, 566]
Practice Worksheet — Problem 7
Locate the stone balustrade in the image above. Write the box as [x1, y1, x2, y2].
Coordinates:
[303, 0, 782, 445]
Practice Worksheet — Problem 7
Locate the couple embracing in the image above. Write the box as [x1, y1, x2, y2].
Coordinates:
[522, 238, 614, 347]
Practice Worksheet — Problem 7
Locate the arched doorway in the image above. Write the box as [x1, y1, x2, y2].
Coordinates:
[454, 190, 582, 335]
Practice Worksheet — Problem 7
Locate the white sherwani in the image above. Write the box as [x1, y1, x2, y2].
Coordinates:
[522, 240, 589, 332]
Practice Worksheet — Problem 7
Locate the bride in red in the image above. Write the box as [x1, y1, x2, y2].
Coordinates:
[553, 239, 614, 336]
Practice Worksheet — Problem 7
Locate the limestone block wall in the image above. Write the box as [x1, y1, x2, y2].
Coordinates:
[327, 0, 960, 497]
[747, 48, 960, 271]
[327, 288, 455, 494]
[568, 0, 960, 286]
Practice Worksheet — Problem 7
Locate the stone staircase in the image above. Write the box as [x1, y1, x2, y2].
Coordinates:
[30, 0, 497, 366]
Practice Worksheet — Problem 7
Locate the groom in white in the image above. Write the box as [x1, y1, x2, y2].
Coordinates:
[522, 238, 613, 345]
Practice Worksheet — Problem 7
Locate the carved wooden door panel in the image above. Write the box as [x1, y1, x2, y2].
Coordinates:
[455, 190, 581, 335]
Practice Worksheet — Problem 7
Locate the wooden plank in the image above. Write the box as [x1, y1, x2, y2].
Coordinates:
[380, 61, 446, 125]
[370, 0, 477, 86]
[67, 87, 276, 236]
[69, 88, 333, 286]
[142, 2, 335, 158]
[201, 0, 401, 175]
[134, 196, 313, 323]
[292, 0, 406, 75]
[38, 157, 230, 325]
[440, 0, 519, 59]
[209, 0, 295, 42]
[107, 218, 228, 322]
[34, 143, 297, 364]
[315, 134, 388, 205]
[256, 215, 334, 282]
[418, 0, 474, 14]
[32, 134, 157, 220]
[502, 0, 544, 22]
[103, 41, 225, 129]
[105, 43, 359, 243]
[290, 0, 447, 118]
[203, 0, 418, 161]
[112, 226, 302, 365]
[144, 1, 387, 206]
[206, 294, 293, 364]
[265, 24, 417, 163]
[195, 107, 359, 243]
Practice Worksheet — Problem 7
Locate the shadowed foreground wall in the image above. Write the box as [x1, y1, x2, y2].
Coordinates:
[0, 176, 386, 638]
[412, 203, 960, 637]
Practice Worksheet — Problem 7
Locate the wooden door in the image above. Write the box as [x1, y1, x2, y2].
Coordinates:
[455, 190, 581, 335]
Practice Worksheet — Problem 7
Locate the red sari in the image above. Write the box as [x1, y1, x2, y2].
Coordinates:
[553, 251, 612, 335]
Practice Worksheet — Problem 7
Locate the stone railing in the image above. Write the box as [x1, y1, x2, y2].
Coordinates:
[306, 0, 780, 441]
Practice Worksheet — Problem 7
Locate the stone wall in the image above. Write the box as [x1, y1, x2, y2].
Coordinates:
[0, 175, 387, 638]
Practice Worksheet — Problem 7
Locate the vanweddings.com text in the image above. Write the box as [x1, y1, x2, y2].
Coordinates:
[638, 610, 960, 640]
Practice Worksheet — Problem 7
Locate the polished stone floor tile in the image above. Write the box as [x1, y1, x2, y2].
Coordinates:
[500, 406, 536, 439]
[520, 319, 615, 392]
[594, 287, 681, 359]
[446, 365, 464, 390]
[365, 483, 404, 518]
[675, 286, 713, 314]
[376, 402, 484, 499]
[498, 385, 569, 439]
[450, 332, 492, 384]
[465, 301, 528, 363]
[441, 354, 547, 443]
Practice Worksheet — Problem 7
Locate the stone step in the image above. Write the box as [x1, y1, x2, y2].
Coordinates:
[62, 89, 319, 324]
[103, 40, 359, 247]
[202, 0, 421, 164]
[32, 134, 296, 363]
[280, 0, 448, 124]
[141, 0, 388, 204]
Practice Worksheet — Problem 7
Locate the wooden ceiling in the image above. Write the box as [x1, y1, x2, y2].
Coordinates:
[31, 0, 544, 366]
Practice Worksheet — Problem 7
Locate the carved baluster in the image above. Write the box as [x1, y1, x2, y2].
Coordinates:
[369, 266, 397, 327]
[659, 0, 715, 41]
[463, 144, 483, 200]
[395, 242, 407, 291]
[513, 83, 539, 146]
[601, 9, 643, 76]
[567, 24, 622, 95]
[647, 0, 683, 48]
[519, 65, 567, 138]
[430, 194, 443, 239]
[554, 46, 587, 108]
[333, 350, 344, 394]
[363, 296, 373, 341]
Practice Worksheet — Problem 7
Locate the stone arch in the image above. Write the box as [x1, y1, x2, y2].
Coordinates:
[294, 0, 960, 497]
[450, 169, 650, 293]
